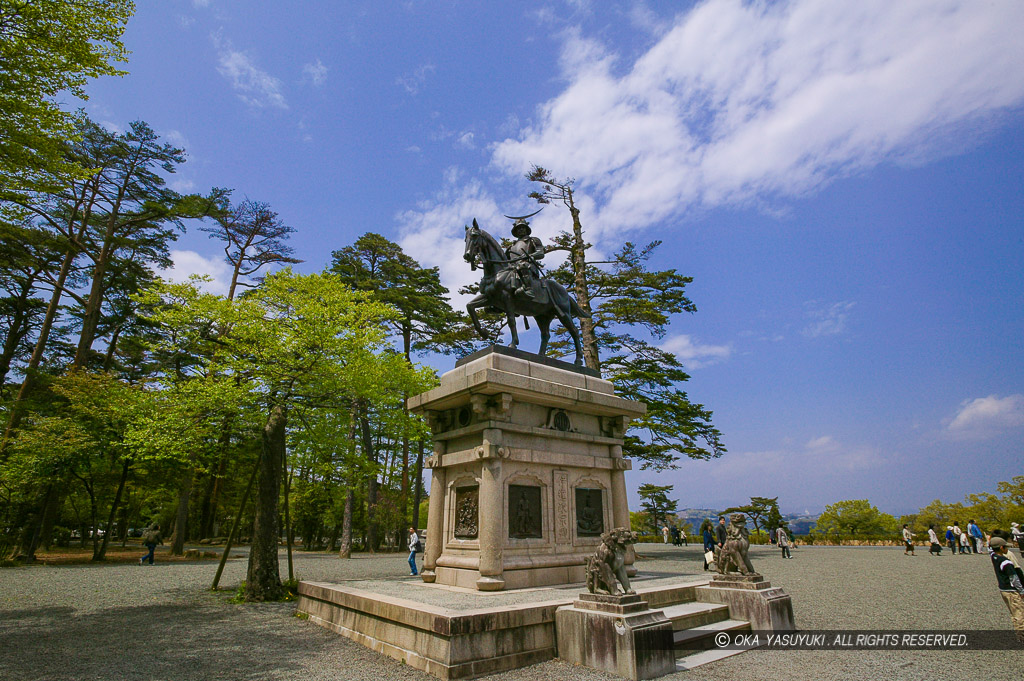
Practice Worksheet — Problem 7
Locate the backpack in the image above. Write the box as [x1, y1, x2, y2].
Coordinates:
[413, 537, 423, 553]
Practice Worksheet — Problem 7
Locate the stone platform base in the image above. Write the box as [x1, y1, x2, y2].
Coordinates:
[696, 573, 795, 632]
[297, 582, 562, 680]
[556, 593, 675, 680]
[297, 576, 791, 680]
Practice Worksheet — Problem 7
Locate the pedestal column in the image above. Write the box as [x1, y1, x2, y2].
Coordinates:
[476, 455, 504, 590]
[610, 445, 636, 574]
[420, 444, 446, 583]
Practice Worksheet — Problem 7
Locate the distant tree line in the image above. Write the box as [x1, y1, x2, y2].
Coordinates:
[812, 477, 1024, 541]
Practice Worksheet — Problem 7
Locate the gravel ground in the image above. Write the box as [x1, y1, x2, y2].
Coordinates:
[1, 542, 1021, 681]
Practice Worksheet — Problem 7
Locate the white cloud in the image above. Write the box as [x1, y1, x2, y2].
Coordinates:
[193, 0, 211, 7]
[456, 132, 475, 149]
[168, 178, 195, 193]
[690, 435, 885, 495]
[661, 334, 731, 368]
[948, 394, 1024, 436]
[302, 59, 328, 87]
[163, 250, 231, 296]
[802, 300, 854, 338]
[213, 34, 287, 109]
[492, 0, 1024, 236]
[397, 63, 435, 95]
[395, 174, 504, 307]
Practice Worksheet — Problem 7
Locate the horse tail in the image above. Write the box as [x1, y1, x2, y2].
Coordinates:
[570, 297, 591, 319]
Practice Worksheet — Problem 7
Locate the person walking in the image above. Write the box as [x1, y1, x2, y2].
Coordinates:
[945, 526, 957, 554]
[777, 526, 792, 559]
[928, 525, 943, 555]
[1012, 522, 1024, 552]
[662, 525, 670, 544]
[989, 536, 1024, 643]
[140, 524, 162, 565]
[407, 527, 421, 576]
[701, 520, 715, 571]
[968, 519, 984, 554]
[959, 528, 971, 555]
[902, 524, 915, 555]
[670, 525, 680, 546]
[953, 522, 964, 553]
[715, 517, 727, 550]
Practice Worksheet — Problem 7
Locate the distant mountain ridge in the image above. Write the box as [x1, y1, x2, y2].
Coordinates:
[672, 508, 820, 535]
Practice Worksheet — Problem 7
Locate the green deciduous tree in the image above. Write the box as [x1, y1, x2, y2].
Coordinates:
[330, 233, 468, 540]
[814, 499, 898, 537]
[139, 270, 433, 600]
[0, 0, 133, 203]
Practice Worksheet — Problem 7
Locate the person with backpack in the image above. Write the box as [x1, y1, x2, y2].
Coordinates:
[989, 536, 1024, 643]
[407, 527, 421, 576]
[140, 524, 162, 565]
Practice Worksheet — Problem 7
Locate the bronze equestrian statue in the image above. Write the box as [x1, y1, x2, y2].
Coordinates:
[463, 213, 590, 365]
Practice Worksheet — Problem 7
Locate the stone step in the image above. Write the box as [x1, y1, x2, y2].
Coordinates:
[675, 646, 750, 671]
[660, 601, 731, 630]
[672, 619, 752, 657]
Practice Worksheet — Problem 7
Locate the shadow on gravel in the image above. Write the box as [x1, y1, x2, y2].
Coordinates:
[0, 602, 328, 681]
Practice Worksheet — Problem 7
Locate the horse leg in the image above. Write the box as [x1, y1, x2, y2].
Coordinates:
[466, 295, 490, 341]
[555, 297, 585, 365]
[537, 315, 552, 357]
[504, 293, 519, 349]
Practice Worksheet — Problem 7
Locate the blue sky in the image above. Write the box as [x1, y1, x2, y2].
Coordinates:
[80, 0, 1024, 515]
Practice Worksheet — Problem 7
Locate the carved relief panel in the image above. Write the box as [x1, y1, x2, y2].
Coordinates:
[575, 488, 604, 536]
[453, 485, 479, 539]
[508, 485, 543, 539]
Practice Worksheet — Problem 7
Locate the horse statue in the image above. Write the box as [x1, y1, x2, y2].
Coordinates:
[463, 219, 590, 365]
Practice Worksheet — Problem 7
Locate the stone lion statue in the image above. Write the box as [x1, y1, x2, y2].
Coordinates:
[714, 513, 755, 575]
[585, 527, 637, 595]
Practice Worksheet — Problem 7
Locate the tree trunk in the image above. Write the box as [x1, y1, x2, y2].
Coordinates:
[359, 407, 379, 552]
[244, 405, 286, 601]
[283, 461, 294, 583]
[211, 457, 259, 591]
[170, 469, 193, 555]
[568, 204, 600, 371]
[0, 273, 40, 394]
[72, 214, 118, 368]
[412, 438, 425, 530]
[94, 459, 130, 561]
[2, 247, 77, 451]
[339, 488, 354, 559]
[39, 487, 60, 551]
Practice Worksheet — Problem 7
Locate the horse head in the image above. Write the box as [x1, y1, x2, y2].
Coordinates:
[464, 219, 481, 270]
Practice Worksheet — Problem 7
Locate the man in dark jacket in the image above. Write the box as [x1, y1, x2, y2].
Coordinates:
[715, 517, 727, 548]
[140, 524, 162, 565]
[989, 537, 1024, 643]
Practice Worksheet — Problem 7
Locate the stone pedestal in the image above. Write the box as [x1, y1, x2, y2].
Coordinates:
[408, 346, 645, 591]
[556, 593, 676, 680]
[696, 573, 795, 632]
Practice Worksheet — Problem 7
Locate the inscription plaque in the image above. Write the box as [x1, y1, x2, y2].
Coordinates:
[554, 471, 570, 544]
[508, 485, 542, 539]
[575, 488, 604, 536]
[453, 486, 479, 539]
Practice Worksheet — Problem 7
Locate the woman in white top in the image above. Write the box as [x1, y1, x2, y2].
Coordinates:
[902, 524, 915, 555]
[928, 525, 942, 555]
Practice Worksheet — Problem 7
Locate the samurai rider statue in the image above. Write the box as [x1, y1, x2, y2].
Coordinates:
[504, 210, 546, 303]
